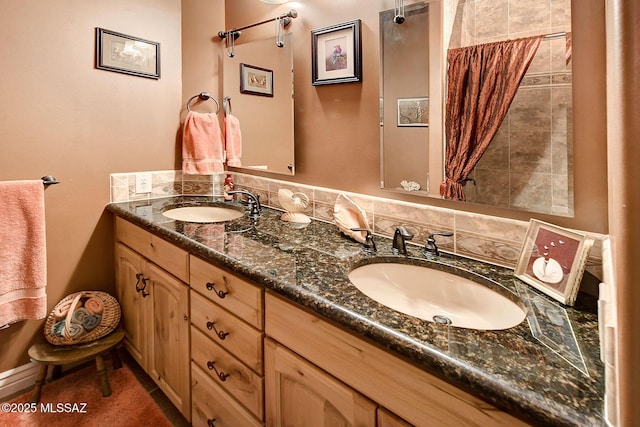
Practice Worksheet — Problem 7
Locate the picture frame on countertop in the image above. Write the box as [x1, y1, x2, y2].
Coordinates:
[240, 63, 274, 97]
[95, 28, 160, 79]
[311, 19, 362, 86]
[515, 219, 594, 306]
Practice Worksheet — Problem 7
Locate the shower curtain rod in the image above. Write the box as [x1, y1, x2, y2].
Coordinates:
[543, 31, 567, 40]
[218, 9, 297, 39]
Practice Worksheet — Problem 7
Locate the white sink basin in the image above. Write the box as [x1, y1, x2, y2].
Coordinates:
[348, 262, 526, 330]
[162, 206, 244, 223]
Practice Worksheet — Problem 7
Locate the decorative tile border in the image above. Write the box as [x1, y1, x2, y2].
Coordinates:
[109, 170, 604, 279]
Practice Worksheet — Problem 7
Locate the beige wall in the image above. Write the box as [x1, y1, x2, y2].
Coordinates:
[181, 0, 225, 125]
[220, 0, 608, 233]
[0, 0, 182, 372]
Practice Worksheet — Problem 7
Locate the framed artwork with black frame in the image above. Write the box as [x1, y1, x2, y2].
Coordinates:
[240, 63, 274, 97]
[95, 28, 160, 79]
[311, 20, 362, 86]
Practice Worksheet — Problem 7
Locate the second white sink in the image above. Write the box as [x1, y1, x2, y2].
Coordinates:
[348, 262, 526, 330]
[162, 206, 244, 223]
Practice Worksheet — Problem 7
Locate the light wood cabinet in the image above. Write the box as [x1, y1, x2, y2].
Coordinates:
[145, 262, 190, 418]
[191, 362, 262, 427]
[377, 408, 413, 427]
[115, 218, 191, 421]
[114, 215, 532, 427]
[265, 338, 377, 427]
[190, 255, 263, 329]
[265, 292, 529, 427]
[114, 243, 147, 368]
[191, 290, 263, 373]
[190, 255, 265, 424]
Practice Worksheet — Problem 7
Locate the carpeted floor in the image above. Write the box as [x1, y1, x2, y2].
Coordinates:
[0, 359, 175, 427]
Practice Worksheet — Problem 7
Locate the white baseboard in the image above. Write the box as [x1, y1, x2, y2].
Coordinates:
[0, 362, 39, 401]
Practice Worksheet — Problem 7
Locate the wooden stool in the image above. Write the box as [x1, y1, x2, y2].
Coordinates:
[27, 328, 125, 403]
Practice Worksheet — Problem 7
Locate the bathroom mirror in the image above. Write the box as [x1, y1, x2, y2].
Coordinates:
[223, 34, 295, 175]
[380, 0, 574, 217]
[380, 2, 442, 197]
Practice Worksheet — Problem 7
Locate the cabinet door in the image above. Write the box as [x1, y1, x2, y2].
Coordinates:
[146, 262, 191, 421]
[114, 243, 147, 369]
[378, 408, 413, 427]
[265, 338, 376, 427]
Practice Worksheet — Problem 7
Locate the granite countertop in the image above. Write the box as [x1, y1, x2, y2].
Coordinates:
[106, 196, 604, 426]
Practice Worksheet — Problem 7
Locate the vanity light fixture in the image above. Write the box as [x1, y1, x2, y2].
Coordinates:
[260, 0, 289, 4]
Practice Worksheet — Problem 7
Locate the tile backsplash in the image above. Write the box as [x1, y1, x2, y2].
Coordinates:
[110, 170, 603, 282]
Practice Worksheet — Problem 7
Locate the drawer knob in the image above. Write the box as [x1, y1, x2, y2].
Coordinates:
[206, 321, 230, 340]
[205, 282, 229, 299]
[206, 360, 230, 382]
[207, 419, 216, 427]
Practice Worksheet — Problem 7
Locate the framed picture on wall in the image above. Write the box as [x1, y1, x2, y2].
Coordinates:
[397, 97, 429, 127]
[240, 63, 274, 97]
[311, 20, 362, 86]
[515, 219, 594, 306]
[95, 28, 160, 79]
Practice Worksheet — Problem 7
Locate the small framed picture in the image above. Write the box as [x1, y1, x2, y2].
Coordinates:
[515, 219, 594, 306]
[311, 20, 362, 86]
[240, 63, 274, 97]
[95, 28, 160, 79]
[397, 97, 429, 127]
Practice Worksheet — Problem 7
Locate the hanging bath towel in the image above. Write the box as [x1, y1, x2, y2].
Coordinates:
[182, 111, 225, 175]
[0, 180, 47, 326]
[224, 113, 242, 167]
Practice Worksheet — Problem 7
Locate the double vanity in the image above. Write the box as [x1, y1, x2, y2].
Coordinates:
[107, 195, 604, 426]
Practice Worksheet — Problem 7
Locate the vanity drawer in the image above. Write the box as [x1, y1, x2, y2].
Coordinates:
[191, 326, 264, 419]
[191, 290, 263, 374]
[190, 255, 264, 329]
[191, 362, 262, 427]
[115, 217, 188, 282]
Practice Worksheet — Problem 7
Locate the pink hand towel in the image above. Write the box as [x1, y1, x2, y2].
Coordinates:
[0, 180, 47, 326]
[182, 111, 224, 175]
[224, 113, 242, 167]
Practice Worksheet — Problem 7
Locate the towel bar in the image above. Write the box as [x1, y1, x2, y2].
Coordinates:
[41, 176, 60, 186]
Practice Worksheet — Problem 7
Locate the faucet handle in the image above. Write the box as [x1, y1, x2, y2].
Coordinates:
[350, 228, 377, 253]
[424, 231, 453, 257]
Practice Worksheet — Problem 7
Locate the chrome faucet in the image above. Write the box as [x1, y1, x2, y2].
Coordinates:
[424, 231, 453, 257]
[350, 228, 377, 253]
[392, 226, 414, 255]
[227, 190, 262, 219]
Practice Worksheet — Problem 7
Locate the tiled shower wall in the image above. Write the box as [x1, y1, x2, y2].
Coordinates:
[449, 0, 573, 216]
[109, 170, 603, 282]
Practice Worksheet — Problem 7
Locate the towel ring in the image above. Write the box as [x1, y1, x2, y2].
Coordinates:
[187, 92, 220, 113]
